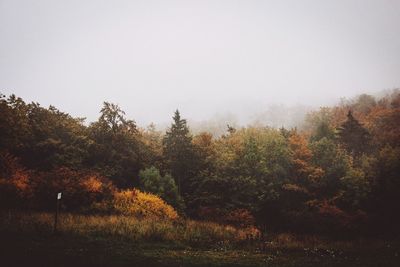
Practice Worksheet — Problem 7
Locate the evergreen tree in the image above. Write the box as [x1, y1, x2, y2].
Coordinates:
[162, 110, 196, 195]
[336, 111, 370, 156]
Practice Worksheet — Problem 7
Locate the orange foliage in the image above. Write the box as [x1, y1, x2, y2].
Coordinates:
[306, 199, 368, 228]
[289, 133, 312, 176]
[193, 132, 214, 149]
[193, 132, 215, 160]
[81, 174, 104, 193]
[366, 103, 400, 147]
[288, 132, 324, 183]
[0, 152, 33, 208]
[28, 167, 115, 210]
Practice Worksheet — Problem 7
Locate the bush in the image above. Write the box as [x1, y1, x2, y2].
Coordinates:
[138, 166, 184, 210]
[111, 189, 178, 220]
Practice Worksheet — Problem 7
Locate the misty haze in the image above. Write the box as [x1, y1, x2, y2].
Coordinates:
[1, 0, 399, 126]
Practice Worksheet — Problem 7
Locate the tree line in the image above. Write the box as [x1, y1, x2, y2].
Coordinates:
[0, 90, 399, 235]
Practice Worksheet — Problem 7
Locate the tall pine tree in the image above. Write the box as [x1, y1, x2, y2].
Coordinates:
[163, 110, 196, 195]
[336, 110, 370, 156]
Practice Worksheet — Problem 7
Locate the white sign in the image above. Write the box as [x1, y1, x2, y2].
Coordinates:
[57, 192, 62, 200]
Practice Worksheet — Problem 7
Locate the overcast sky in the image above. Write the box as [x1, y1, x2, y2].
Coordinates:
[1, 0, 399, 125]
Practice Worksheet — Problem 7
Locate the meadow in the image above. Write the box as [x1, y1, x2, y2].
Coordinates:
[1, 212, 399, 267]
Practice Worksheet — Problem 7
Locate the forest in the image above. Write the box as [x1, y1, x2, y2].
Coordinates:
[0, 90, 400, 233]
[1, 90, 400, 266]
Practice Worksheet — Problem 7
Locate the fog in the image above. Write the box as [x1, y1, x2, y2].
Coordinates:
[1, 0, 400, 128]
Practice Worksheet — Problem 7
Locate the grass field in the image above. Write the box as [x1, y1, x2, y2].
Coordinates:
[0, 212, 399, 266]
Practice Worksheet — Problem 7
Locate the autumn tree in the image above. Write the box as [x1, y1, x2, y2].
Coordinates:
[289, 131, 318, 183]
[366, 93, 400, 147]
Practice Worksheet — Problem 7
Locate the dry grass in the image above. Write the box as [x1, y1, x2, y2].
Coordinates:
[1, 212, 399, 266]
[0, 212, 258, 247]
[0, 211, 390, 251]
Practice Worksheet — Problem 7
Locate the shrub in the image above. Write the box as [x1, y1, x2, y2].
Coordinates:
[112, 189, 178, 220]
[138, 166, 184, 210]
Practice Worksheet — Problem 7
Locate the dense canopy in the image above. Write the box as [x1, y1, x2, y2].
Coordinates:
[1, 90, 399, 235]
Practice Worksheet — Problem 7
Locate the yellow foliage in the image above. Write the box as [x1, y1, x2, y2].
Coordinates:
[112, 189, 178, 220]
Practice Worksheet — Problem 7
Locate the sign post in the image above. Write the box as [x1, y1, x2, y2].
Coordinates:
[54, 192, 62, 233]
